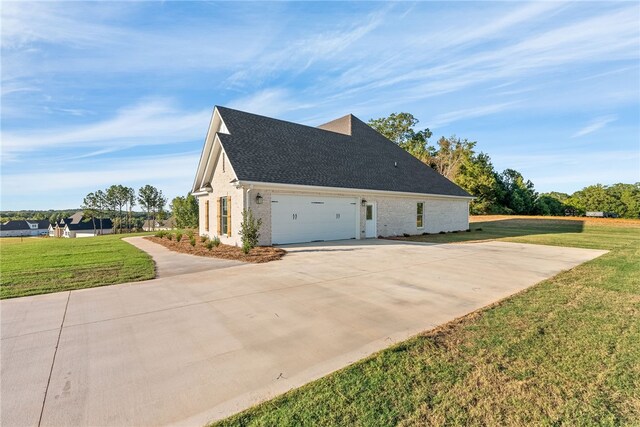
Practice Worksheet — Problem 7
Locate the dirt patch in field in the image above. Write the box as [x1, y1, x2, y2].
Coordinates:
[145, 236, 286, 263]
[471, 215, 640, 227]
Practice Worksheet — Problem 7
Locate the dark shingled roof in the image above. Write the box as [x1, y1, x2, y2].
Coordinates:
[215, 106, 471, 198]
[66, 218, 113, 231]
[0, 220, 51, 231]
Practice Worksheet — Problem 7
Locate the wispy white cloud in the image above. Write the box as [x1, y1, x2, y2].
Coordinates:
[227, 88, 312, 118]
[427, 102, 518, 129]
[572, 115, 617, 138]
[1, 99, 211, 159]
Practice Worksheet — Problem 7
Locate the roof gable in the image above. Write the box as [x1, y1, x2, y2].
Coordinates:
[208, 107, 471, 198]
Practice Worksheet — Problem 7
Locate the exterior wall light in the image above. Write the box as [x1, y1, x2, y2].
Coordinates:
[361, 199, 367, 207]
[256, 193, 263, 204]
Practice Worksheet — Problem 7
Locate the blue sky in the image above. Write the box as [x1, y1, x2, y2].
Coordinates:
[2, 1, 639, 210]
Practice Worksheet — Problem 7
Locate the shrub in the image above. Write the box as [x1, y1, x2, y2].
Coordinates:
[154, 231, 165, 238]
[422, 232, 430, 235]
[166, 233, 173, 240]
[403, 233, 410, 237]
[475, 228, 483, 231]
[189, 237, 196, 247]
[212, 236, 221, 247]
[200, 235, 208, 243]
[466, 229, 471, 232]
[206, 240, 215, 250]
[176, 232, 183, 242]
[439, 231, 446, 234]
[186, 229, 195, 239]
[239, 209, 262, 252]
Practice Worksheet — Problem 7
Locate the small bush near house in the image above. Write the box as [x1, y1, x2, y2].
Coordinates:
[439, 231, 446, 234]
[239, 209, 262, 253]
[154, 231, 165, 238]
[212, 236, 221, 247]
[466, 229, 471, 232]
[189, 237, 196, 247]
[206, 240, 215, 250]
[200, 235, 208, 243]
[475, 228, 483, 231]
[186, 229, 195, 239]
[166, 233, 173, 240]
[175, 232, 183, 242]
[403, 233, 410, 237]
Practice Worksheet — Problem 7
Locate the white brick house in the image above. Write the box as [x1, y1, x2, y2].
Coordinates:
[192, 107, 472, 246]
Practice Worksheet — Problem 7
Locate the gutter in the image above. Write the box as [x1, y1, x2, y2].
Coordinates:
[235, 180, 475, 201]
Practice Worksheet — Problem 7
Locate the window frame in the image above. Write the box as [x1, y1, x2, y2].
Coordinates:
[204, 200, 210, 232]
[220, 197, 228, 235]
[417, 202, 424, 228]
[366, 204, 373, 221]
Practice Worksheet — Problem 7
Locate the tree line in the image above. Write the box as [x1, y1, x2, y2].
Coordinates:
[369, 113, 640, 218]
[82, 184, 167, 233]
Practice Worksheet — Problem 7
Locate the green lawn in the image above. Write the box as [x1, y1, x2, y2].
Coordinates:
[0, 233, 155, 299]
[215, 217, 640, 426]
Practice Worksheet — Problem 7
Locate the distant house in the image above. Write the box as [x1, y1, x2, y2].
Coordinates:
[49, 212, 114, 238]
[0, 220, 51, 237]
[142, 217, 176, 231]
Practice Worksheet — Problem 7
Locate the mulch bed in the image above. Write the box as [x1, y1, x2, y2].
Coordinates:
[145, 236, 286, 263]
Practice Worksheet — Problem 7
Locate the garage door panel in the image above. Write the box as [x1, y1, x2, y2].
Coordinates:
[271, 195, 357, 244]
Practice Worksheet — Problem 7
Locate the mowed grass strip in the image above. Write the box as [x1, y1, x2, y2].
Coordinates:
[0, 233, 155, 298]
[214, 218, 640, 426]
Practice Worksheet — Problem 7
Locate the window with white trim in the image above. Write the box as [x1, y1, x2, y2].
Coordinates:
[417, 202, 424, 228]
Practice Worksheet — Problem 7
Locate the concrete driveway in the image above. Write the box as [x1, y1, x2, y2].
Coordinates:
[1, 239, 606, 426]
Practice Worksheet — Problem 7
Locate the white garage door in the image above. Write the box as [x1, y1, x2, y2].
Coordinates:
[271, 194, 357, 244]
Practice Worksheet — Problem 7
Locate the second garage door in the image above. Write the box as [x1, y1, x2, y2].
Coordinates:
[271, 194, 357, 244]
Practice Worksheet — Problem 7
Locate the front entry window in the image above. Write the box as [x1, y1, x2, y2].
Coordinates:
[366, 205, 373, 220]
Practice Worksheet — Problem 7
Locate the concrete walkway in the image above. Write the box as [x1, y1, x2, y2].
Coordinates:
[1, 239, 606, 426]
[123, 236, 244, 278]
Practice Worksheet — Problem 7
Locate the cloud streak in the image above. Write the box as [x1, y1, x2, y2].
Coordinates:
[1, 99, 211, 159]
[572, 115, 617, 138]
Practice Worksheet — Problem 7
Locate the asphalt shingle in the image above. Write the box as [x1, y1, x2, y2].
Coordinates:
[215, 106, 471, 198]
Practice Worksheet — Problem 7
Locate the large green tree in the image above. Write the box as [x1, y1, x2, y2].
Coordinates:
[498, 169, 537, 215]
[456, 152, 504, 214]
[171, 193, 199, 229]
[138, 185, 166, 230]
[368, 113, 433, 160]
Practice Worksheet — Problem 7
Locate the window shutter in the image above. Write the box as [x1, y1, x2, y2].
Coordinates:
[205, 200, 209, 232]
[227, 196, 232, 236]
[217, 197, 221, 235]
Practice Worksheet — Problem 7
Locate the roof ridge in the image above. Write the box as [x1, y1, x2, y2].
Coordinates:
[216, 106, 357, 137]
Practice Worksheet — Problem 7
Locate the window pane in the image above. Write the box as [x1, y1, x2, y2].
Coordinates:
[366, 205, 373, 220]
[417, 216, 423, 228]
[417, 202, 424, 215]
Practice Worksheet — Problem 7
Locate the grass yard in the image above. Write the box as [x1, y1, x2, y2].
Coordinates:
[215, 216, 640, 426]
[0, 233, 155, 299]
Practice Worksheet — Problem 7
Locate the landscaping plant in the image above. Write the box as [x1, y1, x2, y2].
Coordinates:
[200, 235, 208, 243]
[206, 240, 215, 250]
[212, 236, 221, 247]
[239, 209, 262, 253]
[189, 237, 196, 247]
[175, 232, 183, 242]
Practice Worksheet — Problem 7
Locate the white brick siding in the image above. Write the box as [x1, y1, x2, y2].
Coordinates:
[224, 188, 469, 245]
[197, 150, 244, 246]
